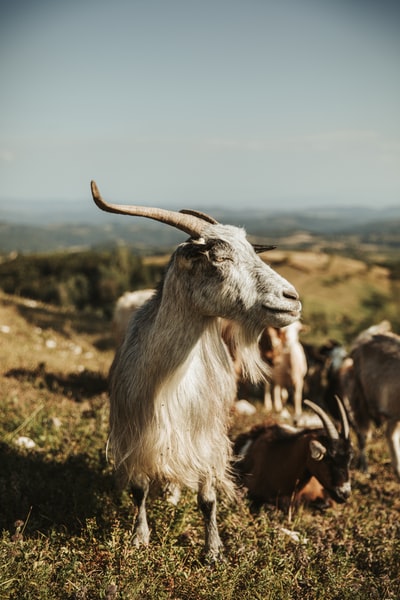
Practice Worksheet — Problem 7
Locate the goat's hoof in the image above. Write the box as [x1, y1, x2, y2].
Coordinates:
[132, 536, 149, 548]
[358, 461, 369, 474]
[132, 529, 150, 548]
[203, 549, 226, 567]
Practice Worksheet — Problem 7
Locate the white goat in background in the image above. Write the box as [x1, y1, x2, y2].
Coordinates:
[263, 321, 307, 419]
[112, 289, 155, 346]
[91, 181, 301, 561]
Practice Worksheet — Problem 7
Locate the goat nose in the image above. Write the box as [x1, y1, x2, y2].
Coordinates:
[283, 287, 299, 301]
[339, 481, 351, 499]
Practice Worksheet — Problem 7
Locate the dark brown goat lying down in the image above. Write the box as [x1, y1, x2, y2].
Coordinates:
[234, 399, 353, 509]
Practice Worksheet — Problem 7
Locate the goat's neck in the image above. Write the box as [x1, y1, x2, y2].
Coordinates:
[154, 297, 216, 362]
[131, 292, 231, 396]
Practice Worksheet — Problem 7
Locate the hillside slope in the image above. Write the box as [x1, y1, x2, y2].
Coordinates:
[268, 250, 394, 344]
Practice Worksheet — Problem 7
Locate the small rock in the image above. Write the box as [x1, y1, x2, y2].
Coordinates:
[15, 436, 36, 449]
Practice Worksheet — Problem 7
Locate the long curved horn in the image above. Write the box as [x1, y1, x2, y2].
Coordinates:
[179, 208, 219, 224]
[91, 181, 207, 238]
[335, 395, 350, 439]
[304, 400, 339, 440]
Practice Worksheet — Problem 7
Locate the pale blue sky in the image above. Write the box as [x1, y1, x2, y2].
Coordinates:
[1, 0, 399, 211]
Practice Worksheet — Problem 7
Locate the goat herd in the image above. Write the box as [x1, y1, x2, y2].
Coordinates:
[91, 181, 400, 562]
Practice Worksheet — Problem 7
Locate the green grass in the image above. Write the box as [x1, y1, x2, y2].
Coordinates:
[1, 290, 400, 599]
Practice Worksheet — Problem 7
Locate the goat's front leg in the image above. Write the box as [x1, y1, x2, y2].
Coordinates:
[293, 383, 303, 420]
[386, 419, 400, 480]
[356, 428, 369, 473]
[198, 480, 223, 562]
[264, 381, 273, 412]
[131, 478, 150, 547]
[273, 384, 283, 413]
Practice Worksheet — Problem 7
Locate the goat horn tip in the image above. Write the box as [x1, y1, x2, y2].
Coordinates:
[90, 180, 99, 196]
[90, 180, 109, 212]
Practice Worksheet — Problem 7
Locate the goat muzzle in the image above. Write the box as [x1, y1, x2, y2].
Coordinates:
[330, 481, 351, 503]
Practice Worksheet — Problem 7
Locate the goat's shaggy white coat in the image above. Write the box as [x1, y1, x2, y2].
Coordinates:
[111, 317, 237, 494]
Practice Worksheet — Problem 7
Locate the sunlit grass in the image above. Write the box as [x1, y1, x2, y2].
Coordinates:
[0, 290, 399, 599]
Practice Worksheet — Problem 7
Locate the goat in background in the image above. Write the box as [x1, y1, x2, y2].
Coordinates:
[262, 321, 307, 419]
[234, 397, 352, 511]
[320, 321, 400, 479]
[343, 328, 400, 479]
[91, 181, 301, 561]
[112, 289, 155, 346]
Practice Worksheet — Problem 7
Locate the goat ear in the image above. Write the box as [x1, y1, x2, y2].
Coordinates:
[309, 439, 327, 461]
[175, 239, 207, 270]
[252, 244, 277, 254]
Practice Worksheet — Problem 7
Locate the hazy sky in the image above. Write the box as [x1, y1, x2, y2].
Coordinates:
[1, 0, 399, 211]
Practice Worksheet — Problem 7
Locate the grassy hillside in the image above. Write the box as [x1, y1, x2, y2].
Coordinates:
[268, 250, 397, 344]
[0, 290, 400, 599]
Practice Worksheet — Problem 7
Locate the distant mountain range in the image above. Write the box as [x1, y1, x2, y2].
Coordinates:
[0, 199, 399, 253]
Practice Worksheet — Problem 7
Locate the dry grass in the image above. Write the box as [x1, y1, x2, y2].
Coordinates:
[0, 289, 400, 599]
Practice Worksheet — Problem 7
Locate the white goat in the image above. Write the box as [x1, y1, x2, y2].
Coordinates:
[263, 321, 307, 419]
[91, 181, 301, 561]
[112, 289, 155, 346]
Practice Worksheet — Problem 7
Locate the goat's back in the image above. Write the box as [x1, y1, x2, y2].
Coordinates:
[350, 333, 400, 420]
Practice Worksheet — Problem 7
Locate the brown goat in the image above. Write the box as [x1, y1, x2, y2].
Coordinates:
[296, 476, 329, 505]
[234, 398, 352, 509]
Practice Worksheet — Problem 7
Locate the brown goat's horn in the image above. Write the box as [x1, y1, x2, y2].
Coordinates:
[91, 181, 207, 238]
[335, 395, 350, 439]
[304, 400, 339, 440]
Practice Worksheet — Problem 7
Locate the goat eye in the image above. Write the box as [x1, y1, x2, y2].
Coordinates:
[214, 256, 234, 265]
